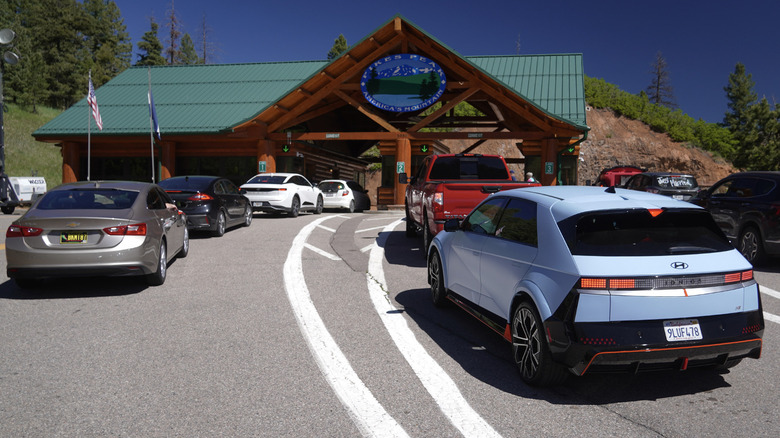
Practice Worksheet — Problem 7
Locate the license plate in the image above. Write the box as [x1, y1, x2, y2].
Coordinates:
[60, 231, 88, 244]
[672, 195, 684, 200]
[325, 193, 335, 197]
[663, 319, 702, 342]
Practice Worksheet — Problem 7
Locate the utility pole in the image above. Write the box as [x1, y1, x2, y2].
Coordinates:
[0, 28, 21, 214]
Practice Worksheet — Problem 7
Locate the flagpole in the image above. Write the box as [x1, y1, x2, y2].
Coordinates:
[148, 67, 155, 183]
[87, 70, 92, 181]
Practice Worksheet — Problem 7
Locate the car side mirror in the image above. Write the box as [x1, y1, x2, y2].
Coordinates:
[443, 218, 461, 232]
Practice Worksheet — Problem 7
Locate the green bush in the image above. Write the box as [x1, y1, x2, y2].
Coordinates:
[584, 77, 736, 160]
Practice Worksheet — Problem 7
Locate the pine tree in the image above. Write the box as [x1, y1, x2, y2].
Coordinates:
[327, 34, 348, 60]
[723, 63, 759, 168]
[136, 19, 166, 66]
[197, 13, 217, 64]
[177, 33, 199, 64]
[82, 0, 131, 86]
[646, 51, 676, 109]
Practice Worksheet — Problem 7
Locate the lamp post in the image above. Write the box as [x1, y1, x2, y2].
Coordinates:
[0, 28, 20, 214]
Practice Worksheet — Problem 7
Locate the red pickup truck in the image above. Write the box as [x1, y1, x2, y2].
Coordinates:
[405, 153, 540, 250]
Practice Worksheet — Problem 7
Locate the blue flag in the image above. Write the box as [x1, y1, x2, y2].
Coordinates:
[148, 90, 161, 140]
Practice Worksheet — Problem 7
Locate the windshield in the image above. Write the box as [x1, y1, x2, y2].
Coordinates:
[158, 177, 212, 192]
[36, 189, 139, 210]
[654, 175, 698, 189]
[428, 156, 509, 180]
[246, 175, 287, 184]
[559, 209, 732, 256]
[319, 182, 345, 192]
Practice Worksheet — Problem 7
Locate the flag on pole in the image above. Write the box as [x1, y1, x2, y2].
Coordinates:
[88, 78, 103, 130]
[148, 89, 161, 140]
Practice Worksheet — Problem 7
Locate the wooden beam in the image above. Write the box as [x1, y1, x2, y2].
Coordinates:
[267, 130, 555, 142]
[405, 32, 556, 133]
[408, 87, 480, 132]
[334, 89, 400, 132]
[267, 33, 405, 133]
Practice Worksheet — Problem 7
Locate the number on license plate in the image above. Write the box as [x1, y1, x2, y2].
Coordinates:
[663, 319, 702, 342]
[325, 193, 334, 197]
[61, 232, 88, 244]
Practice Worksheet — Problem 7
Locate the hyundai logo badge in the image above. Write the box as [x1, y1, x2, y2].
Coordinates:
[671, 262, 688, 269]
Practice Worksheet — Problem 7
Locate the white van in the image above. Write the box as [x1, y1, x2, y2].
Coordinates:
[9, 177, 47, 205]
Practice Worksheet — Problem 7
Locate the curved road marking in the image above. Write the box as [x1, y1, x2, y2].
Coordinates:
[284, 215, 408, 438]
[367, 219, 502, 438]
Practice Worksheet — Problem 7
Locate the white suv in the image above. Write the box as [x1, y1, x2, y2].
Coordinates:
[240, 173, 323, 217]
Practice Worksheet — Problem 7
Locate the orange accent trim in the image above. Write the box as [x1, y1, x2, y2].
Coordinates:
[580, 338, 762, 375]
[684, 289, 689, 297]
[648, 208, 663, 217]
[504, 325, 512, 342]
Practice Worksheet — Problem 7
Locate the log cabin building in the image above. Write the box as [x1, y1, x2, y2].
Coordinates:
[34, 15, 589, 208]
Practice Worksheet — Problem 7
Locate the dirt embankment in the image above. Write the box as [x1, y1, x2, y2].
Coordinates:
[577, 107, 735, 187]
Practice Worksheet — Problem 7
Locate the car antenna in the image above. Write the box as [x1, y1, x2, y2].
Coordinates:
[605, 186, 616, 193]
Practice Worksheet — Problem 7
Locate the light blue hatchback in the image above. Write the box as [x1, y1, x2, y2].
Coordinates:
[427, 186, 764, 386]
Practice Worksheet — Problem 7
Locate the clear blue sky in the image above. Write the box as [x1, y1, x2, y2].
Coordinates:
[113, 0, 779, 125]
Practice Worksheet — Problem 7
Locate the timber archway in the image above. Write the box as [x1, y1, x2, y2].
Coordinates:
[34, 15, 588, 209]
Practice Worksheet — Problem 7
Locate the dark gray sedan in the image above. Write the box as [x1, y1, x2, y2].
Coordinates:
[5, 181, 189, 288]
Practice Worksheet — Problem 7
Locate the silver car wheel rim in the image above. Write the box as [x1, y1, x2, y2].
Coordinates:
[429, 254, 441, 296]
[513, 307, 541, 380]
[159, 243, 167, 279]
[741, 231, 757, 260]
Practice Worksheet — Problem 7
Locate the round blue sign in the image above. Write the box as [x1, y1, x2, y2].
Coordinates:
[360, 54, 447, 112]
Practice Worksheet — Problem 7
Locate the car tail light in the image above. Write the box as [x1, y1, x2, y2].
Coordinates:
[6, 225, 43, 237]
[103, 223, 147, 236]
[578, 270, 754, 290]
[342, 190, 350, 197]
[188, 193, 213, 201]
[432, 192, 444, 214]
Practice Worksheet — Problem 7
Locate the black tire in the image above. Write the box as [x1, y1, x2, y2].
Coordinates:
[146, 241, 167, 286]
[511, 301, 568, 386]
[738, 226, 765, 265]
[348, 200, 355, 213]
[1, 205, 14, 215]
[422, 218, 433, 254]
[288, 196, 300, 217]
[314, 196, 323, 214]
[14, 278, 38, 289]
[715, 358, 743, 371]
[405, 206, 416, 237]
[243, 206, 253, 227]
[178, 227, 189, 258]
[213, 211, 226, 237]
[428, 250, 449, 307]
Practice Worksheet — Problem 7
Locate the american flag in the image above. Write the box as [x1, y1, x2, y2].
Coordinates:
[88, 78, 103, 130]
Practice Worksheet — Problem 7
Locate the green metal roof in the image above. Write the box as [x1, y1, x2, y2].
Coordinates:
[467, 54, 587, 129]
[34, 55, 586, 138]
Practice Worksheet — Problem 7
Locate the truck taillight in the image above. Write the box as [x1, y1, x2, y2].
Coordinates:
[432, 192, 444, 213]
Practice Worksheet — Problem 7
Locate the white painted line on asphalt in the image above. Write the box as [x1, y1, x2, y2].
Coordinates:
[356, 225, 387, 234]
[361, 244, 375, 253]
[760, 285, 780, 301]
[764, 312, 780, 325]
[304, 243, 341, 261]
[284, 216, 409, 438]
[317, 224, 337, 233]
[367, 219, 502, 438]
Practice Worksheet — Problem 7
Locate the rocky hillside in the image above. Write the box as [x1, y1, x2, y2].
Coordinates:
[577, 107, 735, 187]
[442, 106, 735, 187]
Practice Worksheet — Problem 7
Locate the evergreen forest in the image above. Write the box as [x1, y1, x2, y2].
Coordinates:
[1, 0, 778, 173]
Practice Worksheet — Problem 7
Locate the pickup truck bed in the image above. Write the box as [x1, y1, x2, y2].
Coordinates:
[405, 154, 539, 251]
